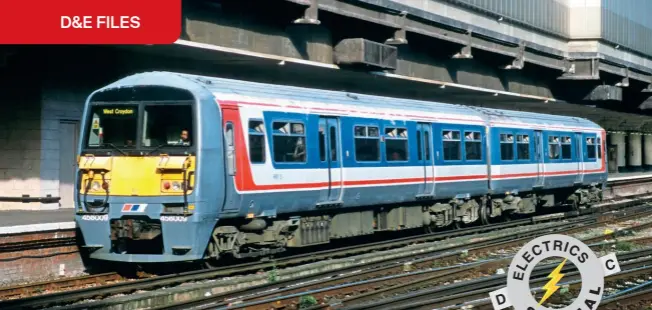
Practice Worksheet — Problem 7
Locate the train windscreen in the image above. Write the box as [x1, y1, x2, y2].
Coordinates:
[84, 103, 194, 155]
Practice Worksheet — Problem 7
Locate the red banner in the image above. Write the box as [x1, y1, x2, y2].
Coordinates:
[0, 0, 181, 44]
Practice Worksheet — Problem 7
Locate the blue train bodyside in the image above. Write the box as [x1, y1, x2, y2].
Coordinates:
[74, 71, 608, 263]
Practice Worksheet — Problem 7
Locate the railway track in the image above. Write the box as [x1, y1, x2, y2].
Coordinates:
[598, 286, 652, 310]
[0, 238, 77, 253]
[339, 248, 652, 310]
[152, 208, 652, 310]
[1, 193, 650, 309]
[0, 216, 577, 309]
[452, 255, 652, 310]
[1, 203, 638, 310]
[0, 273, 124, 300]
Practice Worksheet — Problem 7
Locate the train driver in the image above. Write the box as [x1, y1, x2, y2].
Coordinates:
[177, 129, 191, 146]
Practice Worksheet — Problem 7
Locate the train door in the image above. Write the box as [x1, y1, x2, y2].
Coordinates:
[416, 123, 435, 198]
[534, 130, 545, 187]
[221, 107, 242, 213]
[574, 132, 585, 184]
[318, 116, 343, 203]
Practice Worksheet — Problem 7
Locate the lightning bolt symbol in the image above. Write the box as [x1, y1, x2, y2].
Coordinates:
[539, 258, 567, 305]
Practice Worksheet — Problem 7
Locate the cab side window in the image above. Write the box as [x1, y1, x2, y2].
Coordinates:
[248, 120, 266, 163]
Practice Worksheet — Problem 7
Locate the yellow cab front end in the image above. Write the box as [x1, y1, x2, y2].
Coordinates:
[74, 97, 207, 263]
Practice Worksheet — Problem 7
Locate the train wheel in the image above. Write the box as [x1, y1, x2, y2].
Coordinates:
[570, 197, 580, 212]
[203, 239, 221, 269]
[480, 204, 491, 225]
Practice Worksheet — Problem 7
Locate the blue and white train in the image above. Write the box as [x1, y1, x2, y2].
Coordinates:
[74, 71, 607, 264]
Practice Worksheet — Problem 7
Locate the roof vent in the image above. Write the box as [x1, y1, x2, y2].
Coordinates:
[334, 38, 397, 70]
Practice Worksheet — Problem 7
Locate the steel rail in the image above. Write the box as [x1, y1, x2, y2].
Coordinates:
[0, 207, 603, 310]
[342, 250, 652, 310]
[164, 209, 652, 310]
[0, 273, 124, 300]
[3, 194, 650, 309]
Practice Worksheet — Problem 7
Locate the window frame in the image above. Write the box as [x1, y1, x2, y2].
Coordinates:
[464, 130, 483, 161]
[270, 120, 307, 164]
[586, 136, 597, 160]
[384, 126, 409, 163]
[560, 135, 572, 160]
[516, 134, 530, 161]
[499, 132, 515, 161]
[353, 124, 381, 163]
[442, 129, 462, 162]
[83, 101, 199, 157]
[247, 119, 267, 164]
[141, 103, 195, 149]
[548, 135, 561, 160]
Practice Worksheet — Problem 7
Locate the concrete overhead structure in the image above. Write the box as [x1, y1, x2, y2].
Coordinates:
[6, 1, 652, 210]
[223, 0, 652, 110]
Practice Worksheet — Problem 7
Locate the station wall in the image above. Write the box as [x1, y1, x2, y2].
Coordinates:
[0, 88, 43, 210]
[0, 84, 87, 210]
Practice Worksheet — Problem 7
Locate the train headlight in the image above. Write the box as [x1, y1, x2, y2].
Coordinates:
[161, 180, 184, 193]
[88, 180, 109, 192]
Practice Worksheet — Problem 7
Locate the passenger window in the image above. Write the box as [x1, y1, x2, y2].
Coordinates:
[354, 125, 380, 162]
[248, 120, 266, 163]
[417, 130, 422, 161]
[597, 137, 602, 159]
[385, 127, 408, 161]
[442, 130, 461, 161]
[465, 131, 482, 161]
[424, 130, 430, 160]
[586, 137, 596, 159]
[329, 126, 338, 161]
[500, 133, 514, 161]
[517, 134, 530, 160]
[319, 124, 326, 162]
[561, 136, 572, 159]
[272, 121, 306, 163]
[548, 136, 560, 159]
[225, 123, 236, 176]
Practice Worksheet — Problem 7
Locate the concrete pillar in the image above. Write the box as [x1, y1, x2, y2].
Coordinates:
[628, 133, 643, 172]
[285, 24, 333, 63]
[610, 132, 626, 172]
[644, 135, 652, 171]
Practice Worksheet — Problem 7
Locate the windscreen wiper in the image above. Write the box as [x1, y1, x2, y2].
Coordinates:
[102, 143, 128, 156]
[147, 143, 169, 155]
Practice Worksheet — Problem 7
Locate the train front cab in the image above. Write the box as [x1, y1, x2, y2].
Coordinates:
[74, 85, 219, 263]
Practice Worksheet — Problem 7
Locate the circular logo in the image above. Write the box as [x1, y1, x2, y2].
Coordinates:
[506, 234, 604, 310]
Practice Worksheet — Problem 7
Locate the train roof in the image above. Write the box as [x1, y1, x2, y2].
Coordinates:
[91, 71, 603, 131]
